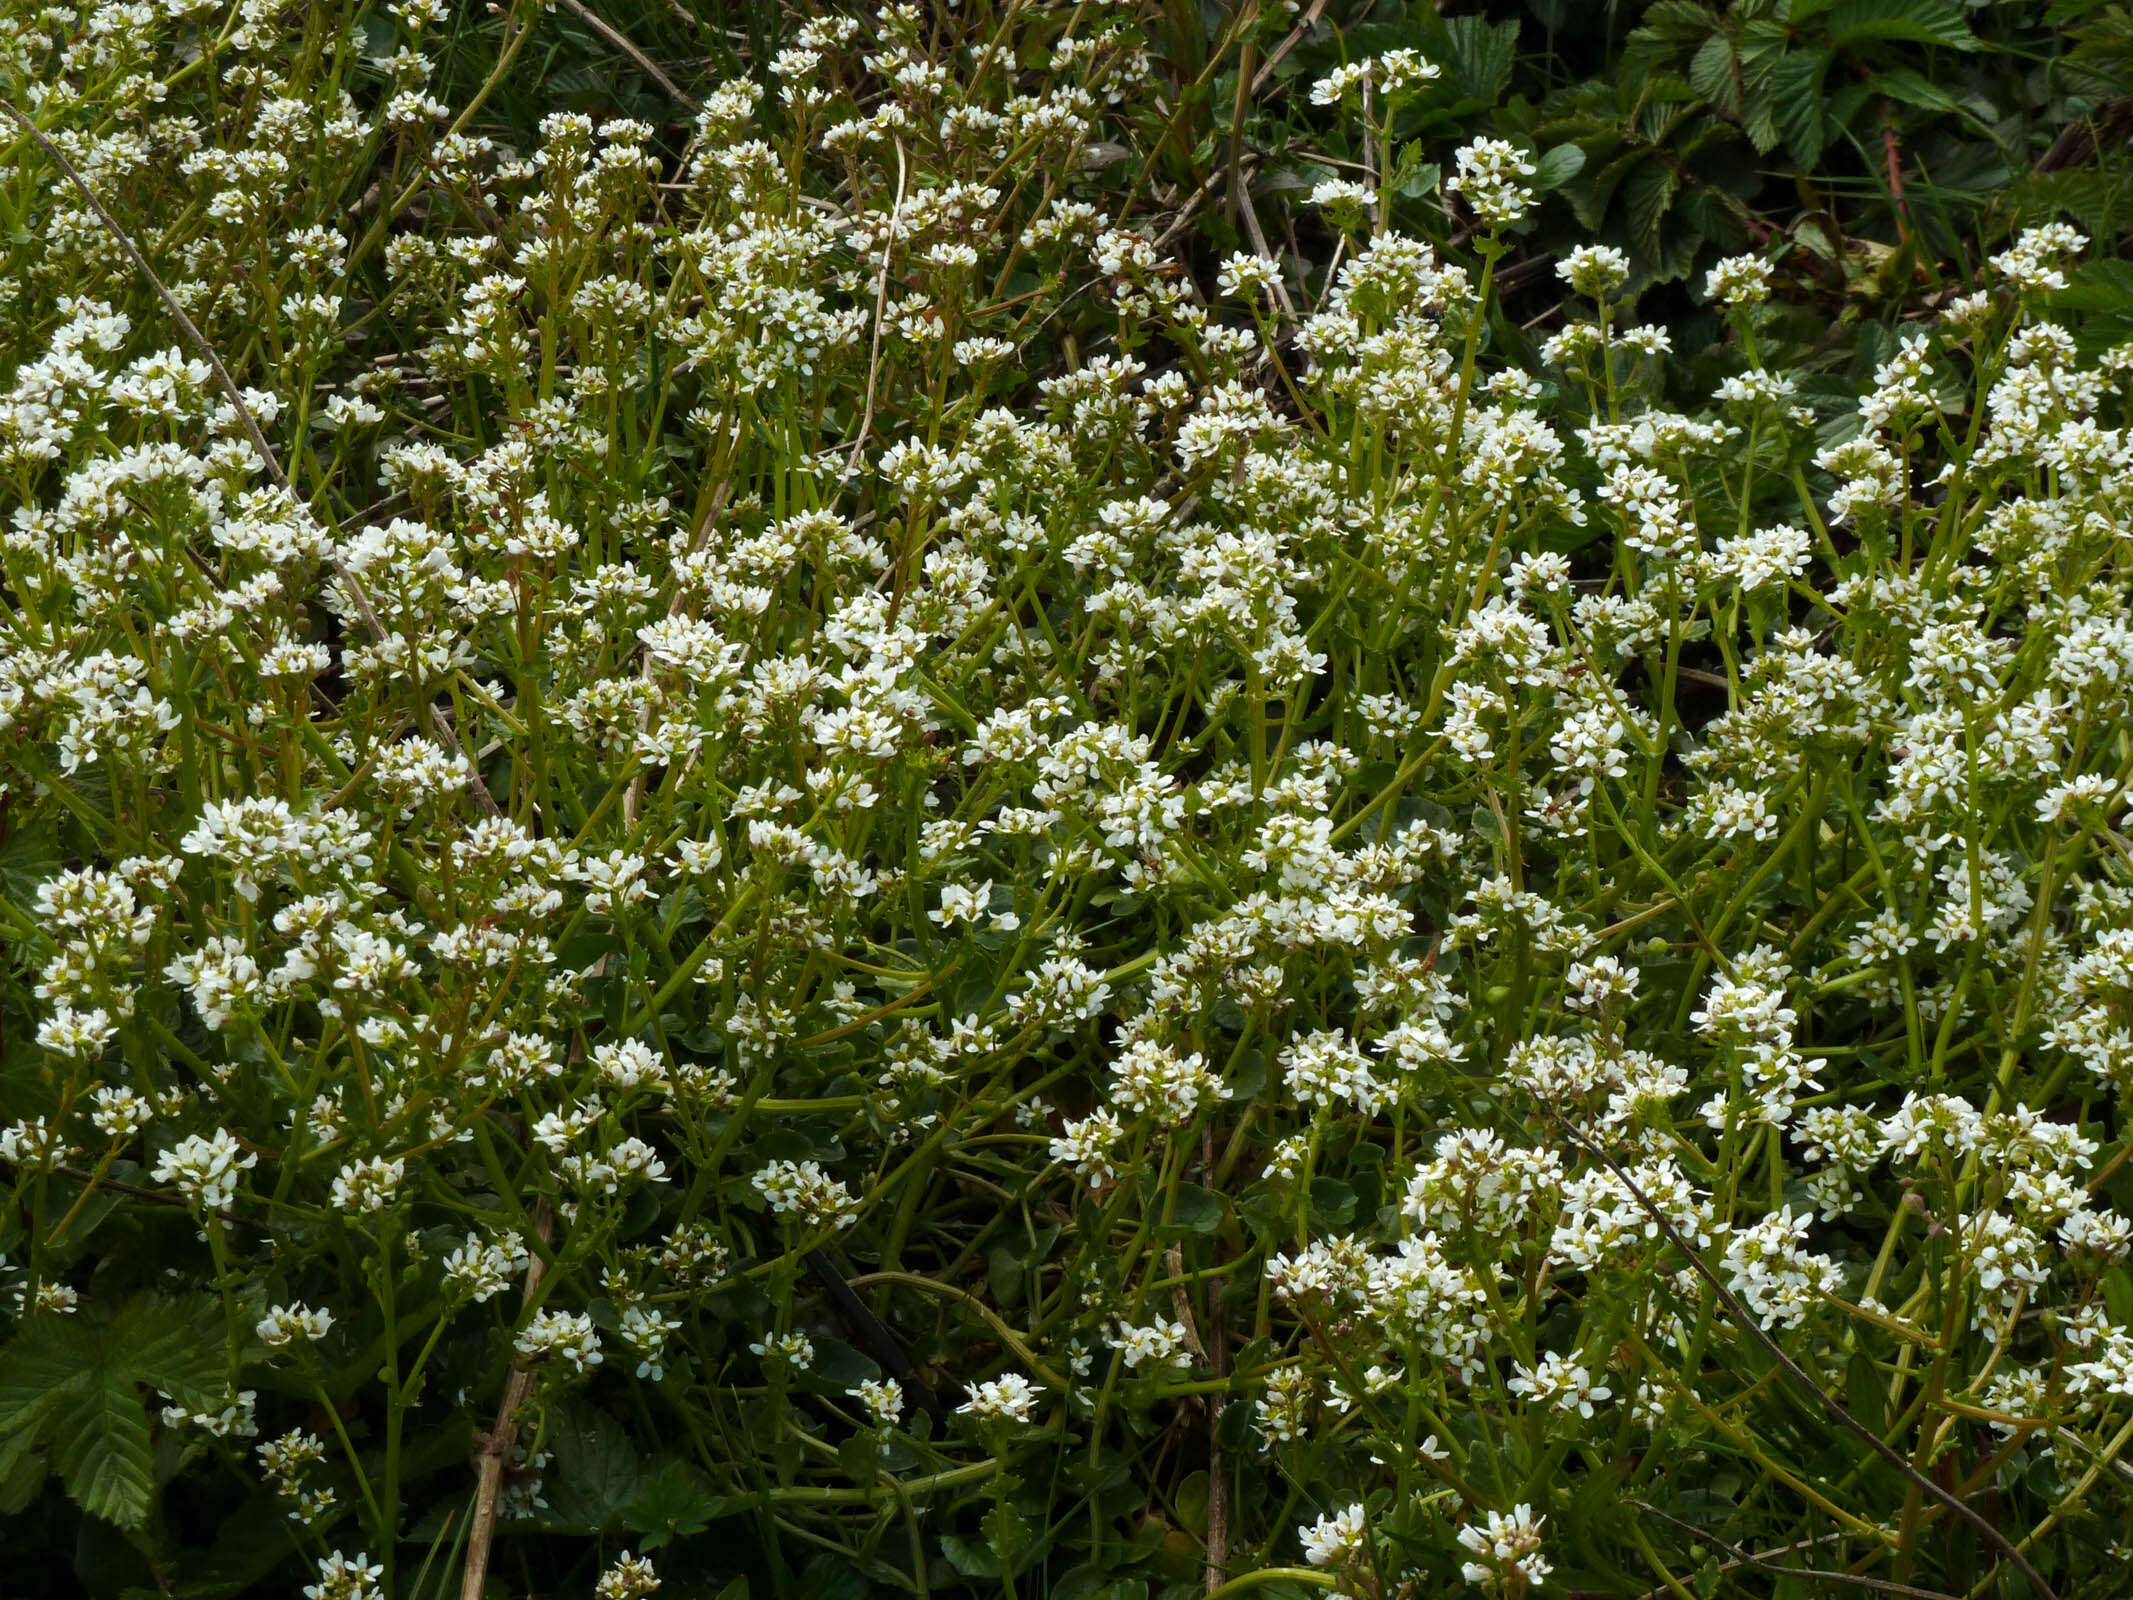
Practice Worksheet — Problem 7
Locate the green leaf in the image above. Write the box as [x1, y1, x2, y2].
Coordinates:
[2053, 259, 2133, 314]
[1625, 0, 1719, 73]
[988, 1244, 1026, 1307]
[1771, 51, 1831, 165]
[1167, 1182, 1226, 1235]
[1824, 0, 1978, 52]
[1308, 1178, 1357, 1229]
[0, 1421, 38, 1486]
[52, 1369, 154, 1528]
[1687, 34, 1740, 114]
[1533, 144, 1587, 193]
[983, 1500, 1030, 1561]
[0, 816, 62, 917]
[1622, 160, 1679, 260]
[1870, 65, 1962, 113]
[620, 1458, 724, 1548]
[1441, 15, 1519, 106]
[940, 1532, 1003, 1579]
[800, 1554, 872, 1600]
[2103, 1265, 2133, 1328]
[0, 1315, 92, 1437]
[0, 1297, 225, 1531]
[1846, 1350, 1888, 1434]
[0, 1436, 44, 1517]
[107, 1296, 228, 1409]
[546, 1400, 640, 1528]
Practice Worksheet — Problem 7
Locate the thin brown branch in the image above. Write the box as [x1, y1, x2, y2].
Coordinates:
[845, 137, 908, 480]
[1248, 0, 1332, 99]
[554, 0, 701, 112]
[461, 1198, 555, 1600]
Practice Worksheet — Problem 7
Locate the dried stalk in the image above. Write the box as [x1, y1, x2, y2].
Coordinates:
[460, 1198, 556, 1600]
[554, 0, 700, 112]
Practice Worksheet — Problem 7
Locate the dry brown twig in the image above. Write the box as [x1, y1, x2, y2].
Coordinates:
[553, 0, 701, 112]
[460, 1197, 556, 1600]
[1249, 0, 1333, 99]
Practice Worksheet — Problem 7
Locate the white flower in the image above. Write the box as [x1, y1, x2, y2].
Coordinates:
[751, 1159, 859, 1229]
[1108, 1039, 1216, 1124]
[1706, 254, 1772, 306]
[1049, 1110, 1125, 1187]
[850, 1377, 906, 1428]
[330, 1155, 405, 1215]
[619, 1305, 682, 1380]
[1109, 1318, 1193, 1370]
[515, 1309, 603, 1373]
[445, 1232, 530, 1301]
[37, 1001, 116, 1059]
[931, 878, 1020, 932]
[958, 1371, 1038, 1423]
[305, 1550, 385, 1600]
[257, 1303, 334, 1348]
[1458, 1504, 1551, 1592]
[1447, 138, 1536, 229]
[1299, 1502, 1367, 1568]
[1506, 1352, 1611, 1418]
[595, 1552, 661, 1600]
[152, 1128, 257, 1211]
[1217, 253, 1276, 299]
[1559, 244, 1629, 296]
[748, 1331, 816, 1373]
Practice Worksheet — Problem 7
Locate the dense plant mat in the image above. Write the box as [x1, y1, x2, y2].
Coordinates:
[5, 3, 2133, 1599]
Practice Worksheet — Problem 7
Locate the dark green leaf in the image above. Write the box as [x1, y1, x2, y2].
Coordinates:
[1533, 144, 1587, 193]
[0, 817, 62, 916]
[52, 1369, 153, 1528]
[621, 1458, 724, 1548]
[1623, 160, 1680, 260]
[940, 1533, 1003, 1578]
[1167, 1183, 1226, 1235]
[1870, 65, 1963, 113]
[1308, 1178, 1357, 1229]
[1825, 0, 1978, 52]
[547, 1400, 640, 1528]
[0, 1314, 92, 1436]
[1687, 34, 1739, 114]
[1772, 51, 1831, 165]
[1441, 16, 1520, 107]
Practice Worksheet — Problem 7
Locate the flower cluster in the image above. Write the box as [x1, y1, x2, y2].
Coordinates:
[2, 2, 2132, 1597]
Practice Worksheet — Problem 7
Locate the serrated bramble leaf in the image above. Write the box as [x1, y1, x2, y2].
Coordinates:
[1441, 16, 1519, 106]
[1825, 0, 1978, 51]
[0, 1313, 94, 1435]
[53, 1369, 154, 1528]
[0, 817, 62, 917]
[1871, 64, 1963, 112]
[106, 1295, 228, 1410]
[1688, 34, 1740, 114]
[0, 1294, 227, 1532]
[1772, 51, 1831, 164]
[1623, 160, 1680, 259]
